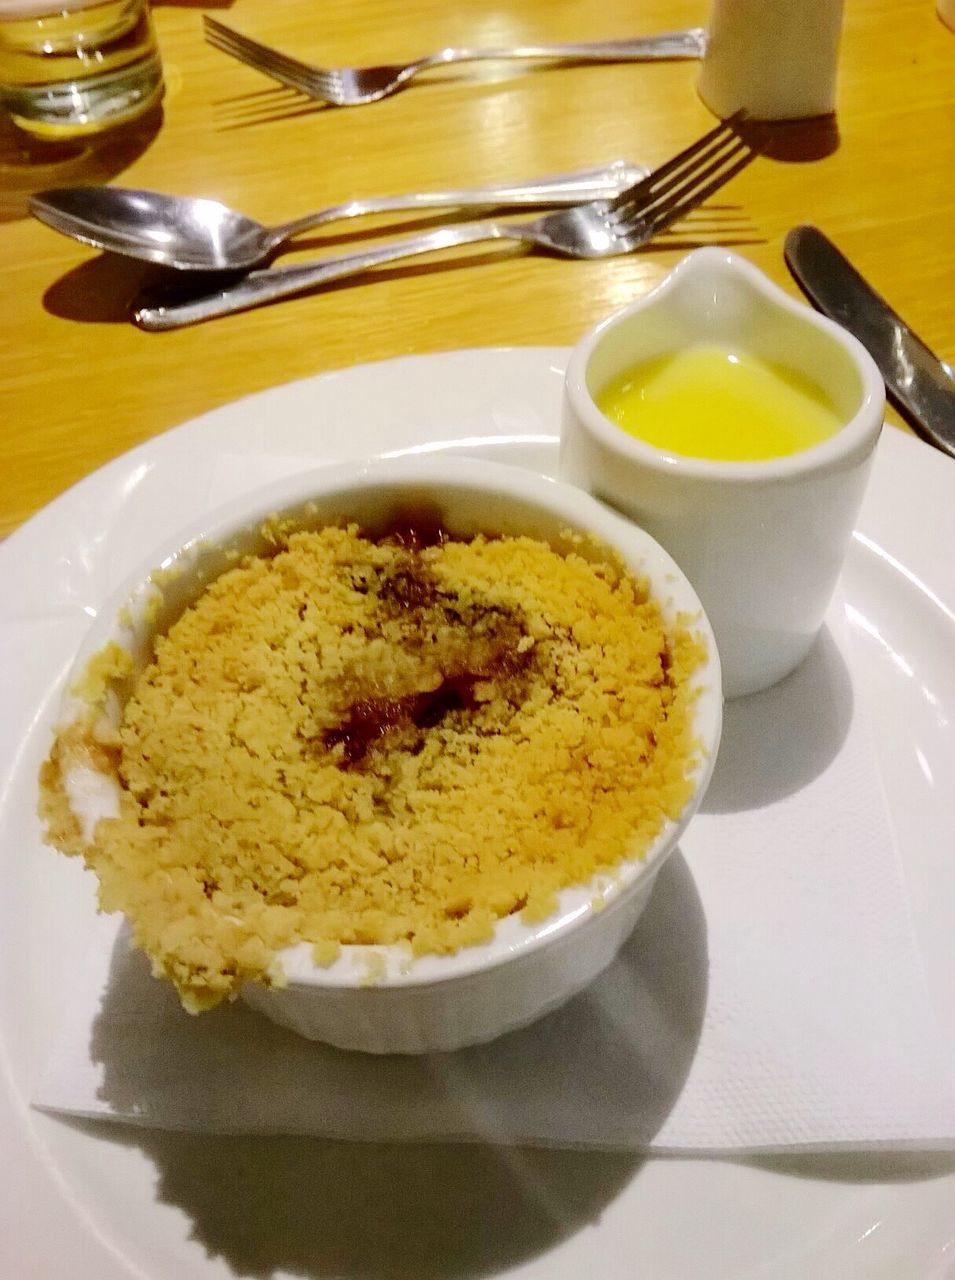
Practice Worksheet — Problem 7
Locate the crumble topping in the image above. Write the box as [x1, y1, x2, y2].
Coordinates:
[39, 520, 706, 1012]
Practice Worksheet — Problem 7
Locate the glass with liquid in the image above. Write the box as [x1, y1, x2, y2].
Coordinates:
[0, 0, 163, 138]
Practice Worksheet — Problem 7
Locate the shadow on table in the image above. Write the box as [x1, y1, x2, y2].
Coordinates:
[738, 113, 840, 162]
[210, 61, 677, 131]
[41, 252, 203, 324]
[205, 206, 761, 257]
[742, 1150, 955, 1183]
[0, 104, 162, 223]
[210, 73, 552, 131]
[701, 624, 853, 815]
[51, 852, 708, 1276]
[40, 245, 527, 325]
[60, 1123, 644, 1279]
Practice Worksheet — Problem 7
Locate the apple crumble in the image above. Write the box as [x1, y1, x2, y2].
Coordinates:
[40, 519, 706, 1012]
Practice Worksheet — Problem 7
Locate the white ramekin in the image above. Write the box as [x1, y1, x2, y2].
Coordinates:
[55, 455, 722, 1054]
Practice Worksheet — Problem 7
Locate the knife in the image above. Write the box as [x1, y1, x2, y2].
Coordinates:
[784, 225, 955, 459]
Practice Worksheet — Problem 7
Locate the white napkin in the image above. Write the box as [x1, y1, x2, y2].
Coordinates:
[32, 609, 955, 1153]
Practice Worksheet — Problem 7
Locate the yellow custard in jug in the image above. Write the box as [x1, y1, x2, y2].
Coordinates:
[595, 343, 841, 462]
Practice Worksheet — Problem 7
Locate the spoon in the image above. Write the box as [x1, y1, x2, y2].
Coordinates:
[27, 160, 646, 272]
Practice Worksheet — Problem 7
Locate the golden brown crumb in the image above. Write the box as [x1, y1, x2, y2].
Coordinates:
[40, 524, 706, 1012]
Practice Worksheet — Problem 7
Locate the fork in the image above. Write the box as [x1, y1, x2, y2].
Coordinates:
[134, 115, 756, 331]
[205, 17, 707, 107]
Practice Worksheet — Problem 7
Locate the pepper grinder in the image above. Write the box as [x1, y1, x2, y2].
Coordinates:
[698, 0, 845, 120]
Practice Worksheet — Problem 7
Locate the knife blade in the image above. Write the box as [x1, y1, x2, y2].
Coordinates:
[784, 225, 955, 459]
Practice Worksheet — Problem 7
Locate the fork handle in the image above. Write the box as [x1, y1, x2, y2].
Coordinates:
[133, 222, 508, 330]
[415, 28, 707, 68]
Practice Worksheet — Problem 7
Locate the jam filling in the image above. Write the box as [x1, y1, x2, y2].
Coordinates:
[319, 513, 535, 765]
[323, 645, 533, 764]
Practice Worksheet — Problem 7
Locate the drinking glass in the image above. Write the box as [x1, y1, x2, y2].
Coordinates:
[0, 0, 162, 138]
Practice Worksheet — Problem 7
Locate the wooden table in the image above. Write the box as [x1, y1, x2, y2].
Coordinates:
[1, 0, 953, 539]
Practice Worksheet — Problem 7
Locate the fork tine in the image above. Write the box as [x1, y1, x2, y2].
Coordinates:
[637, 131, 746, 208]
[205, 20, 308, 76]
[205, 16, 343, 97]
[205, 17, 292, 65]
[205, 28, 291, 77]
[609, 114, 757, 239]
[204, 18, 327, 95]
[625, 135, 749, 223]
[204, 16, 302, 60]
[205, 35, 316, 97]
[644, 148, 758, 237]
[609, 112, 746, 210]
[646, 109, 747, 180]
[217, 41, 341, 101]
[611, 141, 748, 237]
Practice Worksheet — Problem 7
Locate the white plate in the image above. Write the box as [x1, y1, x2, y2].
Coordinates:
[2, 348, 954, 1279]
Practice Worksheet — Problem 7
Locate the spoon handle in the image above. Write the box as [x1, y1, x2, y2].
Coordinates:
[269, 160, 646, 241]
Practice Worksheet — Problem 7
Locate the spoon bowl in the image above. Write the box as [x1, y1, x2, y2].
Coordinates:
[29, 187, 277, 271]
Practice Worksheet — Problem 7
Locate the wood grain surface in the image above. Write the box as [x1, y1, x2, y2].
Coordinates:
[1, 0, 953, 536]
